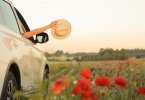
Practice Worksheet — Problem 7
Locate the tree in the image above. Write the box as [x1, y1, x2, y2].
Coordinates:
[44, 52, 53, 57]
[54, 50, 64, 57]
[73, 57, 80, 61]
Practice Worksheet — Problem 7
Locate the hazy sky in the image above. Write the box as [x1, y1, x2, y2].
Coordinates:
[12, 0, 145, 53]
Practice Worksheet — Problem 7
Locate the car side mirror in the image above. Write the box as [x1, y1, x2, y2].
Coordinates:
[35, 32, 49, 44]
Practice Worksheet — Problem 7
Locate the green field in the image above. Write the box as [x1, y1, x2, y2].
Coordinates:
[47, 55, 74, 62]
[47, 59, 145, 100]
[15, 59, 145, 100]
[48, 61, 78, 76]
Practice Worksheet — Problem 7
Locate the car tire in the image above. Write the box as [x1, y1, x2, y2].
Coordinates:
[1, 71, 18, 100]
[42, 68, 49, 98]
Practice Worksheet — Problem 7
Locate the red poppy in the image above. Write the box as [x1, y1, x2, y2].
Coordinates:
[138, 87, 145, 96]
[103, 62, 110, 67]
[80, 68, 91, 79]
[119, 66, 124, 71]
[82, 92, 99, 100]
[52, 76, 69, 94]
[95, 77, 110, 87]
[136, 72, 139, 76]
[114, 75, 127, 89]
[132, 94, 136, 99]
[105, 72, 109, 76]
[72, 78, 92, 98]
[133, 63, 138, 67]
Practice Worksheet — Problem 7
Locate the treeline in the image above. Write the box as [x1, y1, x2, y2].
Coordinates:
[44, 48, 145, 61]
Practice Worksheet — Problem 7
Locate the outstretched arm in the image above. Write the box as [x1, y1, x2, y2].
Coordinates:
[23, 20, 58, 38]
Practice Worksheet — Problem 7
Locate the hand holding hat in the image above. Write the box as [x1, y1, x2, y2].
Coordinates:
[51, 19, 72, 39]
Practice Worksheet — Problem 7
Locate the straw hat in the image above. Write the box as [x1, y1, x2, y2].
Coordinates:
[51, 19, 72, 39]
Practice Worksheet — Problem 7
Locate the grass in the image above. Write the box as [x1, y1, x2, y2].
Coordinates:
[15, 59, 145, 100]
[47, 59, 145, 100]
[48, 60, 78, 76]
[47, 55, 74, 62]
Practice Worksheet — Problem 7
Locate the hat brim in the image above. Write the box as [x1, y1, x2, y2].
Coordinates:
[51, 19, 72, 40]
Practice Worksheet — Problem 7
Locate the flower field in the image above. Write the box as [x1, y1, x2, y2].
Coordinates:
[15, 59, 145, 100]
[48, 59, 145, 100]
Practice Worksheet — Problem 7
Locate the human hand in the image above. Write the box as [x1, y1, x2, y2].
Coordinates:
[49, 20, 58, 28]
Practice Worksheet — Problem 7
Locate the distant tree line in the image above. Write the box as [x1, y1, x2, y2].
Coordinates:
[44, 48, 145, 61]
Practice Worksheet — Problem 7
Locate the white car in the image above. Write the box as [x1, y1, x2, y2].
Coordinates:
[0, 0, 49, 99]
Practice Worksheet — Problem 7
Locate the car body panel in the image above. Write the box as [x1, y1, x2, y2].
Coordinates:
[0, 24, 34, 90]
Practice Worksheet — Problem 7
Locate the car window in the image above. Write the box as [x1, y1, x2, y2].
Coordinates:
[0, 1, 20, 33]
[0, 8, 3, 25]
[15, 8, 36, 43]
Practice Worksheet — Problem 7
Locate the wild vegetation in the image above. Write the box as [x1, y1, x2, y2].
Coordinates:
[15, 59, 145, 100]
[14, 48, 145, 100]
[44, 48, 145, 61]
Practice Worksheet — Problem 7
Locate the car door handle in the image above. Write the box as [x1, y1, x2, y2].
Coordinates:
[12, 40, 18, 47]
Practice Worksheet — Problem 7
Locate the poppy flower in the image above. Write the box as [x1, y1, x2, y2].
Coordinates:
[82, 92, 99, 100]
[105, 72, 109, 76]
[136, 72, 139, 76]
[95, 77, 110, 87]
[103, 62, 110, 67]
[119, 66, 124, 71]
[72, 78, 92, 98]
[114, 75, 127, 89]
[52, 76, 69, 94]
[80, 68, 91, 79]
[138, 87, 145, 96]
[132, 94, 136, 99]
[133, 63, 138, 67]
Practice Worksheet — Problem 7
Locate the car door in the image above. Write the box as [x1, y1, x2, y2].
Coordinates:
[12, 3, 48, 90]
[13, 5, 49, 89]
[30, 44, 47, 87]
[0, 0, 34, 91]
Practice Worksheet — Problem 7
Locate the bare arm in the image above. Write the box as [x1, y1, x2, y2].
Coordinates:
[23, 20, 58, 38]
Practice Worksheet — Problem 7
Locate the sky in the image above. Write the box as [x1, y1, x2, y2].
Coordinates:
[12, 0, 145, 53]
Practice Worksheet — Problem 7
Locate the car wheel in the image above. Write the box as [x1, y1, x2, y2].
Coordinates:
[1, 71, 18, 100]
[42, 68, 49, 98]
